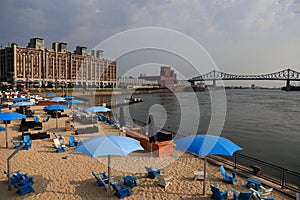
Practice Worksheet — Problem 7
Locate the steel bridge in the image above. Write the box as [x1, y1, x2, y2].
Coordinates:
[189, 68, 300, 90]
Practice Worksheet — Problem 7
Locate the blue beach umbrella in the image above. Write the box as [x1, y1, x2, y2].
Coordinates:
[45, 93, 56, 97]
[84, 106, 111, 113]
[0, 112, 26, 148]
[49, 97, 66, 102]
[12, 101, 35, 107]
[11, 97, 27, 101]
[67, 99, 84, 104]
[64, 96, 74, 100]
[74, 135, 144, 196]
[44, 105, 69, 129]
[44, 105, 69, 111]
[175, 134, 243, 195]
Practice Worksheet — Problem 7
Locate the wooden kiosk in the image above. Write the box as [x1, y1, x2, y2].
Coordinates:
[125, 128, 174, 157]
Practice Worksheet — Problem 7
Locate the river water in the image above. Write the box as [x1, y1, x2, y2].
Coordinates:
[92, 89, 300, 174]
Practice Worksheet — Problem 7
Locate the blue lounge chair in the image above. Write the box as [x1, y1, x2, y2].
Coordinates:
[219, 165, 236, 184]
[23, 135, 32, 150]
[145, 166, 160, 179]
[210, 184, 229, 200]
[123, 176, 137, 188]
[11, 140, 23, 149]
[56, 144, 66, 153]
[42, 116, 50, 122]
[92, 171, 108, 187]
[246, 178, 261, 190]
[68, 136, 78, 147]
[107, 119, 116, 125]
[16, 182, 35, 196]
[233, 190, 251, 200]
[111, 182, 131, 199]
[4, 170, 34, 186]
[34, 116, 39, 122]
[11, 135, 32, 150]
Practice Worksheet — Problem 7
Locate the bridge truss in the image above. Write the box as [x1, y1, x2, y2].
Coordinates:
[190, 68, 300, 81]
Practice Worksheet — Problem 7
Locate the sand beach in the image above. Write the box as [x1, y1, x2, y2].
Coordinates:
[0, 105, 294, 199]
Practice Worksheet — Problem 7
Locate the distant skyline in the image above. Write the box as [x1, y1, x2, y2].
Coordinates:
[1, 0, 300, 87]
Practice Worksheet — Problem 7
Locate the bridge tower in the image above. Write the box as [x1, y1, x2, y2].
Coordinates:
[212, 70, 216, 87]
[285, 68, 291, 91]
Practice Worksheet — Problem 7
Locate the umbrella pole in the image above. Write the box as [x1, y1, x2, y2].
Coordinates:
[203, 156, 207, 195]
[108, 155, 111, 197]
[7, 143, 24, 190]
[56, 110, 58, 129]
[5, 121, 8, 148]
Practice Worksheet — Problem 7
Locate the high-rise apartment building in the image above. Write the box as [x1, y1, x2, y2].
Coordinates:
[0, 38, 117, 89]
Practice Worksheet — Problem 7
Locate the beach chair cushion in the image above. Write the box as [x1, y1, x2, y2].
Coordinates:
[157, 174, 172, 188]
[210, 184, 229, 200]
[219, 165, 236, 184]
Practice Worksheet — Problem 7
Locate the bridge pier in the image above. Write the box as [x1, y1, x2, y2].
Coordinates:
[212, 79, 216, 87]
[285, 79, 290, 91]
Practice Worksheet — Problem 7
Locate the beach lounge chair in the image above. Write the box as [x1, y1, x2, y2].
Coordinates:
[16, 182, 35, 196]
[53, 138, 65, 149]
[34, 116, 39, 122]
[42, 116, 50, 122]
[68, 136, 78, 147]
[111, 182, 131, 199]
[219, 165, 236, 184]
[251, 189, 275, 200]
[233, 190, 251, 200]
[4, 170, 34, 186]
[194, 170, 204, 181]
[22, 135, 32, 150]
[246, 177, 262, 191]
[210, 184, 229, 200]
[56, 144, 66, 153]
[250, 187, 274, 198]
[92, 171, 109, 187]
[11, 140, 23, 149]
[123, 176, 137, 188]
[157, 174, 173, 188]
[11, 135, 32, 150]
[145, 166, 160, 179]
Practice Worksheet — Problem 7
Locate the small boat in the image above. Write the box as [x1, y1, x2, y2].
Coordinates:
[125, 97, 143, 104]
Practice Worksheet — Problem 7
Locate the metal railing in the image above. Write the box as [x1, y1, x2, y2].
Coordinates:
[209, 153, 300, 192]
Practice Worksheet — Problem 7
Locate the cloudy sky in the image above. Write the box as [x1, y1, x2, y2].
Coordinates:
[1, 0, 300, 86]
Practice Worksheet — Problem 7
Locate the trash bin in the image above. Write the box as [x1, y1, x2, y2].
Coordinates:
[65, 120, 71, 131]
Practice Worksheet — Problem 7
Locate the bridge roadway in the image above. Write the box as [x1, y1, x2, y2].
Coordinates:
[188, 68, 300, 90]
